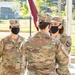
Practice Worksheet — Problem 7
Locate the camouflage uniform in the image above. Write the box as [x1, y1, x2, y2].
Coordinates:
[21, 14, 70, 75]
[55, 34, 71, 75]
[0, 36, 24, 75]
[50, 17, 71, 75]
[0, 19, 25, 75]
[51, 16, 72, 54]
[59, 33, 71, 54]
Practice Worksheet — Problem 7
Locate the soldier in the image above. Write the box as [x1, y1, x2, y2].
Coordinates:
[49, 16, 71, 75]
[50, 16, 71, 54]
[0, 19, 25, 75]
[21, 14, 71, 75]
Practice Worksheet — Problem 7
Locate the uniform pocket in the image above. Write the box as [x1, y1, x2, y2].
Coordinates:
[15, 62, 21, 70]
[5, 44, 13, 50]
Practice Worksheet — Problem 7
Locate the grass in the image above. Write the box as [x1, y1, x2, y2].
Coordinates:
[71, 35, 75, 55]
[0, 19, 75, 55]
[0, 19, 37, 32]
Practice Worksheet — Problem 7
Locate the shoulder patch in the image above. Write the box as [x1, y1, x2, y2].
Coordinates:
[66, 41, 71, 47]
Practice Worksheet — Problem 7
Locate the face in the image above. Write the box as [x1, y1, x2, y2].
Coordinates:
[10, 26, 20, 34]
[50, 22, 62, 34]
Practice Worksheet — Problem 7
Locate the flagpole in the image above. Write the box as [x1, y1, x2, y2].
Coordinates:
[27, 0, 38, 32]
[58, 0, 61, 16]
[66, 0, 72, 36]
[30, 16, 32, 36]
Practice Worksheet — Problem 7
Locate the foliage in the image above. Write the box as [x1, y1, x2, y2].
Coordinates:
[50, 5, 58, 16]
[36, 0, 42, 12]
[61, 11, 66, 16]
[38, 0, 67, 14]
[73, 0, 75, 7]
[61, 0, 66, 11]
[20, 2, 28, 18]
[36, 0, 66, 15]
[42, 0, 53, 6]
[36, 0, 56, 13]
[0, 0, 20, 1]
[72, 9, 75, 20]
[72, 20, 75, 26]
[71, 35, 75, 55]
[72, 5, 75, 20]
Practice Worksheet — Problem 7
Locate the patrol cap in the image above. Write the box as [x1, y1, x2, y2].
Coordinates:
[51, 16, 62, 23]
[9, 19, 20, 27]
[38, 13, 51, 23]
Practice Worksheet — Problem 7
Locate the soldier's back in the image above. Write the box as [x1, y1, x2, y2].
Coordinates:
[24, 32, 57, 75]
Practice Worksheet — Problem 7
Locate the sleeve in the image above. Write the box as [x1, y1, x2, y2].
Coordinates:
[55, 42, 71, 75]
[0, 39, 4, 63]
[20, 40, 27, 74]
[60, 35, 72, 54]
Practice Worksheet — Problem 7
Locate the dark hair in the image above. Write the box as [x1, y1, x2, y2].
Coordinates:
[39, 21, 50, 30]
[9, 26, 11, 28]
[59, 24, 64, 34]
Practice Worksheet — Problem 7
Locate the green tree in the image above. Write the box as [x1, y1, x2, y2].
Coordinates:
[36, 0, 42, 11]
[36, 0, 43, 13]
[73, 0, 75, 7]
[0, 0, 20, 1]
[36, 0, 53, 13]
[42, 0, 53, 6]
[20, 2, 28, 18]
[61, 0, 66, 11]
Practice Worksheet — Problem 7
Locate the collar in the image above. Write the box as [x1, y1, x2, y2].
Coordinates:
[8, 35, 23, 43]
[39, 31, 50, 36]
